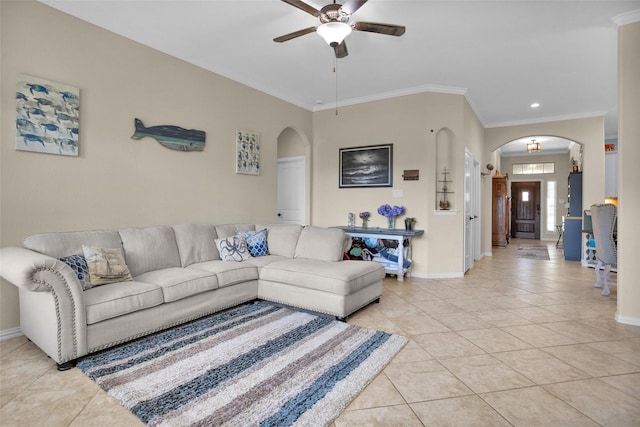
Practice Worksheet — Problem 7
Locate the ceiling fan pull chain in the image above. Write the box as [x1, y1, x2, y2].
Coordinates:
[335, 57, 339, 116]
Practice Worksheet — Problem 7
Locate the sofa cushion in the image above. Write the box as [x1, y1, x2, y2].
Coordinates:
[244, 254, 290, 268]
[214, 224, 255, 239]
[238, 229, 269, 257]
[260, 259, 385, 295]
[188, 261, 258, 288]
[294, 226, 348, 262]
[84, 281, 164, 324]
[135, 267, 218, 303]
[24, 230, 123, 259]
[172, 223, 220, 266]
[255, 224, 302, 258]
[119, 226, 181, 277]
[82, 246, 133, 286]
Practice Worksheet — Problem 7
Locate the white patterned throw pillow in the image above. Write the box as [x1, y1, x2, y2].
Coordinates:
[215, 235, 251, 262]
[82, 245, 133, 286]
[238, 229, 269, 257]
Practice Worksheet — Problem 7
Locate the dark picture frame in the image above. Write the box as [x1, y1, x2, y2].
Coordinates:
[339, 144, 393, 188]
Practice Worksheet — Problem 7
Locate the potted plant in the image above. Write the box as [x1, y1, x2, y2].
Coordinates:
[377, 204, 405, 229]
[404, 217, 417, 231]
[359, 211, 371, 228]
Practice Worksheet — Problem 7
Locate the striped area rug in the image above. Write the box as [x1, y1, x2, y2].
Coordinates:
[77, 301, 408, 427]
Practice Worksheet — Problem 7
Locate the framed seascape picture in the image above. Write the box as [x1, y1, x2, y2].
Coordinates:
[236, 129, 260, 175]
[339, 144, 393, 188]
[15, 74, 79, 156]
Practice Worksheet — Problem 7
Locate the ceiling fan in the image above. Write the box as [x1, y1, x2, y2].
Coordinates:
[274, 0, 406, 58]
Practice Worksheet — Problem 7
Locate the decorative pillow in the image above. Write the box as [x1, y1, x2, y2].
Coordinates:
[59, 254, 93, 290]
[81, 245, 133, 286]
[214, 235, 251, 262]
[238, 229, 269, 257]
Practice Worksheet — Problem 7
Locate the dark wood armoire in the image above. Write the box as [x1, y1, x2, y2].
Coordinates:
[492, 174, 510, 247]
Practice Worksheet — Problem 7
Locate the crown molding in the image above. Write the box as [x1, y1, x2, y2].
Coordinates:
[312, 84, 468, 112]
[484, 111, 608, 129]
[612, 9, 640, 27]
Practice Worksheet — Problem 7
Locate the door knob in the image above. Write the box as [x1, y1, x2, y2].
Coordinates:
[277, 213, 282, 217]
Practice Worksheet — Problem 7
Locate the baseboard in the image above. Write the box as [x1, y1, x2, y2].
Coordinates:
[410, 272, 465, 279]
[615, 313, 640, 326]
[0, 327, 23, 341]
[484, 251, 493, 257]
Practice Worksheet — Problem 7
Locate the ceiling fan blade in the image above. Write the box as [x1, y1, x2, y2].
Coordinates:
[333, 41, 348, 58]
[340, 0, 367, 15]
[280, 0, 321, 17]
[274, 26, 317, 43]
[352, 21, 406, 37]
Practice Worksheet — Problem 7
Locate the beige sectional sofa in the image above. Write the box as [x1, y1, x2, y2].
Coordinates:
[0, 223, 384, 369]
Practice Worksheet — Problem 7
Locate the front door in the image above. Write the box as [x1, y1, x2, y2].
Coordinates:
[512, 181, 540, 239]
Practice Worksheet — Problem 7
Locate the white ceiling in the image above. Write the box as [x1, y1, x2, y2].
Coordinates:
[40, 0, 640, 139]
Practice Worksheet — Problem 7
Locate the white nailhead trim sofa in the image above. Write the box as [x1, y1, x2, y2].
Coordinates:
[0, 223, 384, 368]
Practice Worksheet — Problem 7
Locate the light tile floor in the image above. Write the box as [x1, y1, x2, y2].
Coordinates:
[1, 239, 639, 426]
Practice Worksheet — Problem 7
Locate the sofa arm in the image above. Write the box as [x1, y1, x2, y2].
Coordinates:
[1, 247, 81, 292]
[0, 247, 87, 365]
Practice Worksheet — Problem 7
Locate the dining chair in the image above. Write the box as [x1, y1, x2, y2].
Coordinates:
[590, 203, 617, 296]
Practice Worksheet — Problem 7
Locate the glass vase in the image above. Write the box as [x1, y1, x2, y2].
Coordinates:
[386, 217, 395, 229]
[362, 218, 368, 228]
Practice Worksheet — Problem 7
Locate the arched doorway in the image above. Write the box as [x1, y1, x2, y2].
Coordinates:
[492, 135, 582, 242]
[277, 127, 311, 225]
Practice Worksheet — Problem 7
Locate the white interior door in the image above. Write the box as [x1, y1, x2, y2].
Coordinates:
[464, 150, 479, 272]
[277, 157, 305, 224]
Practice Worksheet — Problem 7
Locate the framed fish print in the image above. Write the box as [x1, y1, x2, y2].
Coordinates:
[236, 129, 260, 175]
[15, 74, 79, 156]
[339, 144, 393, 188]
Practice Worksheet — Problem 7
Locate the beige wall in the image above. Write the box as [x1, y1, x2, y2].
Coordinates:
[500, 152, 571, 240]
[484, 117, 605, 256]
[311, 92, 484, 278]
[617, 20, 640, 325]
[277, 128, 306, 158]
[0, 1, 312, 330]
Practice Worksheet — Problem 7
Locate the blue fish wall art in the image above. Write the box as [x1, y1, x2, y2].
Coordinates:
[131, 118, 206, 152]
[15, 74, 80, 156]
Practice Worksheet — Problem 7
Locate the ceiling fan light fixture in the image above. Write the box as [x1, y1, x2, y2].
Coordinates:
[317, 22, 352, 46]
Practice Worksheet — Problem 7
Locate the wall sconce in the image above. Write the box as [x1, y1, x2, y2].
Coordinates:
[480, 164, 494, 176]
[526, 140, 541, 153]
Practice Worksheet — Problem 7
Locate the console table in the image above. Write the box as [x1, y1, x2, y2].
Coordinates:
[336, 226, 424, 282]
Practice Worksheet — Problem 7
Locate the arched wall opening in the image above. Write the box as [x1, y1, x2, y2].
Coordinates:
[435, 127, 456, 211]
[492, 135, 582, 242]
[482, 117, 605, 256]
[277, 126, 312, 225]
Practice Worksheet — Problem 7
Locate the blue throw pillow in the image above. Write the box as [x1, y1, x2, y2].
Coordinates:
[59, 254, 93, 290]
[238, 229, 269, 257]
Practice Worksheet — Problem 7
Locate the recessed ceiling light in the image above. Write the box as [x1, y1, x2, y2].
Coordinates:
[530, 102, 540, 108]
[316, 100, 324, 105]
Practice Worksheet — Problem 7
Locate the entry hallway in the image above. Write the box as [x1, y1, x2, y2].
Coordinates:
[1, 239, 639, 426]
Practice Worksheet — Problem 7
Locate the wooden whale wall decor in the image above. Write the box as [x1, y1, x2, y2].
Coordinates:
[131, 118, 205, 151]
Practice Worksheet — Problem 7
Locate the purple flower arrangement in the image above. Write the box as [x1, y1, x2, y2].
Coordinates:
[377, 204, 405, 218]
[359, 211, 371, 220]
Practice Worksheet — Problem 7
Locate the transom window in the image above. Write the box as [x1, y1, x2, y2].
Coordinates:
[512, 162, 555, 175]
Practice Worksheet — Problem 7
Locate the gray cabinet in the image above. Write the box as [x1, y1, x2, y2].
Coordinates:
[567, 172, 582, 217]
